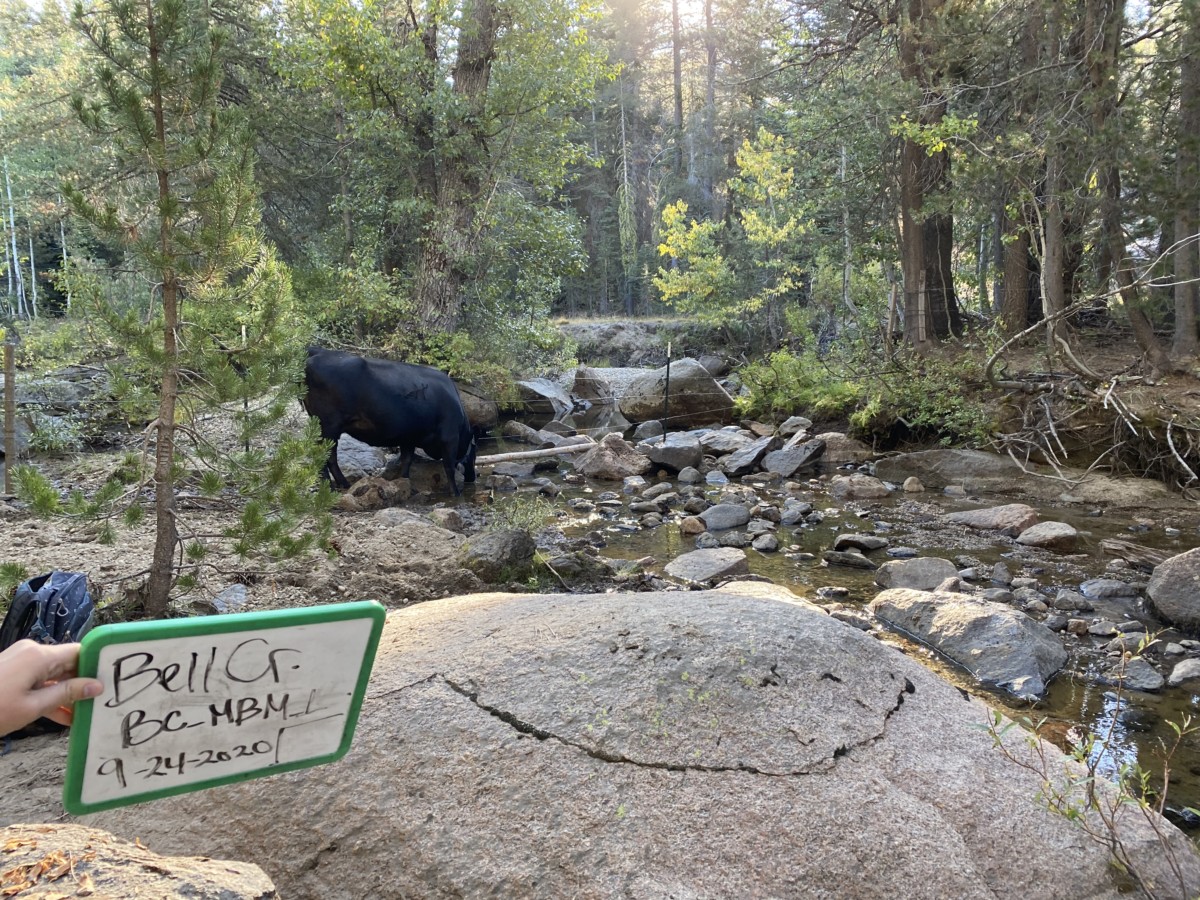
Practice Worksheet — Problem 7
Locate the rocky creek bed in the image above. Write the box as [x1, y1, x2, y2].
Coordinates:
[5, 356, 1200, 895]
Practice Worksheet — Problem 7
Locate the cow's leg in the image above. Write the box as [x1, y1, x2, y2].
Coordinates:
[462, 439, 477, 484]
[442, 457, 461, 496]
[398, 447, 416, 479]
[324, 436, 350, 489]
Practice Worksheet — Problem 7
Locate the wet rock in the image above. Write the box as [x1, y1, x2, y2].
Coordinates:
[706, 470, 730, 486]
[762, 439, 826, 478]
[680, 516, 706, 535]
[886, 547, 920, 559]
[874, 449, 1029, 489]
[568, 498, 595, 513]
[545, 552, 619, 588]
[460, 529, 536, 583]
[695, 532, 721, 549]
[752, 534, 780, 553]
[0, 824, 277, 898]
[1013, 589, 1045, 609]
[943, 504, 1039, 537]
[1016, 521, 1079, 552]
[935, 576, 964, 593]
[833, 534, 889, 553]
[718, 531, 750, 549]
[869, 588, 1068, 700]
[623, 475, 649, 494]
[643, 482, 676, 500]
[502, 420, 545, 444]
[755, 505, 782, 523]
[1080, 578, 1141, 600]
[664, 547, 750, 584]
[630, 500, 664, 514]
[1168, 658, 1200, 690]
[991, 563, 1013, 586]
[1052, 590, 1093, 612]
[678, 466, 703, 484]
[1088, 621, 1119, 637]
[193, 583, 248, 616]
[640, 513, 664, 528]
[541, 420, 577, 437]
[620, 359, 736, 427]
[682, 497, 708, 515]
[780, 500, 813, 526]
[631, 420, 665, 442]
[640, 433, 704, 472]
[492, 461, 535, 478]
[487, 474, 519, 491]
[902, 477, 925, 493]
[697, 354, 729, 376]
[336, 475, 413, 511]
[516, 378, 573, 419]
[1067, 619, 1090, 635]
[701, 503, 753, 531]
[334, 434, 388, 481]
[814, 432, 873, 464]
[573, 433, 653, 480]
[1098, 657, 1164, 693]
[829, 474, 890, 501]
[429, 508, 465, 532]
[823, 550, 878, 570]
[721, 435, 779, 477]
[874, 557, 959, 591]
[698, 427, 757, 454]
[1147, 548, 1200, 631]
[1044, 614, 1069, 632]
[571, 366, 616, 404]
[980, 588, 1016, 604]
[746, 520, 777, 537]
[779, 415, 813, 435]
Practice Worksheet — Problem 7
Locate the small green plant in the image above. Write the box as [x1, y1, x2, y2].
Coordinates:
[0, 562, 30, 607]
[984, 643, 1200, 899]
[736, 348, 864, 421]
[26, 411, 86, 454]
[487, 493, 555, 535]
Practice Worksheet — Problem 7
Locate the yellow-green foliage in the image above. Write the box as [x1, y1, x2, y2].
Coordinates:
[736, 349, 864, 421]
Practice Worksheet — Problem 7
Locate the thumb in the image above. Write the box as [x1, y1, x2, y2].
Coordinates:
[34, 677, 104, 721]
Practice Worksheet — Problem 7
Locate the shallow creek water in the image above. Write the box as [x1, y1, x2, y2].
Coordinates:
[479, 424, 1200, 827]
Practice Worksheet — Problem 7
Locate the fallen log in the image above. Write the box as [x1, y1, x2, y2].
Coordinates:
[475, 441, 595, 465]
[1099, 538, 1170, 572]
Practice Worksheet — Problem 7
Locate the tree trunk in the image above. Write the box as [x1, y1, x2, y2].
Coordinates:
[1088, 0, 1173, 374]
[145, 0, 180, 618]
[412, 0, 498, 334]
[1174, 0, 1200, 358]
[898, 0, 958, 348]
[671, 0, 683, 180]
[1041, 152, 1067, 350]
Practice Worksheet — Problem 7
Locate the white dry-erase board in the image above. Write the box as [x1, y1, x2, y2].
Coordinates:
[63, 600, 385, 815]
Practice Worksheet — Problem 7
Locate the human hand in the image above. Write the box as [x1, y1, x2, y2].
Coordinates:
[0, 640, 104, 737]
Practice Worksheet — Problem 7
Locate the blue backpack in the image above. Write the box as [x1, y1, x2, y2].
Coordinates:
[0, 571, 95, 651]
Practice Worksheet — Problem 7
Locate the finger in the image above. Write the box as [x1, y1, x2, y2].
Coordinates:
[31, 677, 103, 722]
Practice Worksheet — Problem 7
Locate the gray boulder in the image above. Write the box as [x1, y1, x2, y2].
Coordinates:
[1148, 548, 1200, 631]
[1168, 658, 1200, 691]
[0, 824, 276, 898]
[457, 384, 500, 429]
[874, 449, 1027, 489]
[829, 474, 890, 500]
[515, 378, 573, 419]
[762, 439, 826, 477]
[460, 529, 536, 583]
[571, 366, 616, 404]
[944, 504, 1039, 537]
[335, 434, 388, 481]
[813, 432, 872, 463]
[1081, 578, 1142, 600]
[700, 503, 753, 531]
[875, 557, 960, 591]
[631, 420, 665, 442]
[573, 433, 653, 480]
[664, 547, 750, 583]
[619, 359, 735, 427]
[697, 427, 757, 454]
[1016, 521, 1079, 552]
[721, 435, 778, 477]
[869, 588, 1068, 699]
[779, 415, 813, 436]
[86, 585, 1200, 899]
[639, 433, 703, 472]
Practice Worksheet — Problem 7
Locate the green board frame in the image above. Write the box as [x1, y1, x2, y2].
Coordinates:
[63, 600, 385, 815]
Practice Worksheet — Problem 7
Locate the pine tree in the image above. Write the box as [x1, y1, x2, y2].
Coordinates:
[61, 0, 330, 617]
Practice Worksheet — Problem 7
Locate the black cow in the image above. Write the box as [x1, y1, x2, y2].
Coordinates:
[303, 347, 477, 495]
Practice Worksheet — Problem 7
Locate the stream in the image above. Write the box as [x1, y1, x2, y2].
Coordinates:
[481, 414, 1200, 830]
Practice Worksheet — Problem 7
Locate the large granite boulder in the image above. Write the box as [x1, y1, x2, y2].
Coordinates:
[573, 433, 653, 480]
[869, 588, 1068, 700]
[1148, 548, 1200, 632]
[639, 432, 703, 472]
[0, 824, 276, 898]
[457, 384, 499, 429]
[459, 529, 537, 583]
[663, 547, 750, 584]
[571, 366, 616, 404]
[874, 557, 959, 591]
[619, 359, 735, 427]
[515, 378, 573, 419]
[83, 585, 1200, 899]
[944, 504, 1039, 537]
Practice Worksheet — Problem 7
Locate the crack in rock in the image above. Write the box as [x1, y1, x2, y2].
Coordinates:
[440, 674, 914, 777]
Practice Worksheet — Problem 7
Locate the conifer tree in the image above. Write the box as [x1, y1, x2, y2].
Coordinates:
[60, 0, 330, 616]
